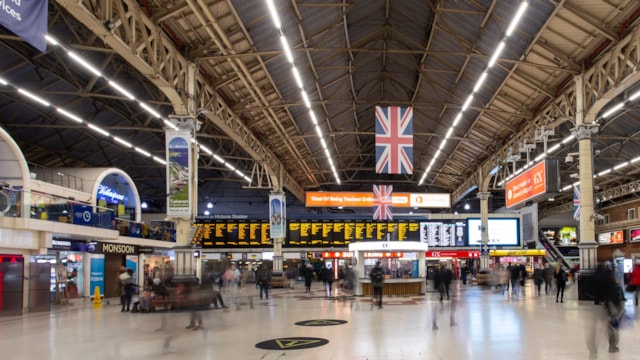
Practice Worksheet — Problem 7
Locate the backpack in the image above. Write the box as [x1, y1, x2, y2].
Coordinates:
[371, 268, 383, 282]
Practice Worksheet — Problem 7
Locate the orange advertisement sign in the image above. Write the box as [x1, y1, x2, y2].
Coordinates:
[505, 160, 547, 209]
[305, 192, 450, 208]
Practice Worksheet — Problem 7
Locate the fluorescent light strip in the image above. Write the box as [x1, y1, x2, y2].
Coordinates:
[113, 136, 133, 148]
[56, 108, 83, 123]
[266, 0, 281, 28]
[488, 41, 505, 68]
[135, 147, 151, 157]
[506, 2, 528, 36]
[280, 36, 294, 63]
[601, 103, 625, 119]
[17, 88, 50, 107]
[88, 124, 110, 137]
[309, 110, 318, 125]
[225, 162, 235, 171]
[630, 90, 640, 101]
[68, 51, 103, 77]
[0, 77, 7, 85]
[139, 102, 162, 118]
[45, 34, 59, 46]
[613, 162, 628, 170]
[292, 66, 304, 89]
[266, 0, 340, 184]
[109, 80, 136, 100]
[547, 143, 561, 153]
[301, 90, 311, 108]
[13, 43, 251, 185]
[153, 156, 167, 165]
[461, 95, 474, 111]
[473, 72, 488, 93]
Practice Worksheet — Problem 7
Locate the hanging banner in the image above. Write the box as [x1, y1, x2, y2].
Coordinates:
[269, 193, 286, 238]
[0, 1, 47, 52]
[166, 130, 192, 217]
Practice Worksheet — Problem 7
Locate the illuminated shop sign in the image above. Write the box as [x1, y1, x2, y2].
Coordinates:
[97, 184, 127, 202]
[321, 251, 353, 258]
[364, 252, 404, 258]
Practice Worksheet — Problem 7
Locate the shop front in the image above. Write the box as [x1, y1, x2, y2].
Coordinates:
[425, 250, 481, 280]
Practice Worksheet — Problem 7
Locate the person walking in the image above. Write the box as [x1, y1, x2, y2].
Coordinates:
[543, 263, 554, 295]
[303, 265, 314, 293]
[369, 261, 384, 309]
[555, 265, 567, 303]
[461, 264, 469, 285]
[533, 264, 544, 296]
[629, 261, 640, 306]
[432, 267, 445, 301]
[323, 266, 335, 297]
[256, 264, 271, 300]
[441, 266, 453, 300]
[119, 267, 133, 312]
[509, 263, 520, 296]
[587, 264, 624, 354]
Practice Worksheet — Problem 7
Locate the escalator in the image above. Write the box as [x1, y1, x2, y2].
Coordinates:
[538, 230, 571, 269]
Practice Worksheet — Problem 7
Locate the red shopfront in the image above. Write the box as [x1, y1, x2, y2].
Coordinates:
[425, 250, 481, 280]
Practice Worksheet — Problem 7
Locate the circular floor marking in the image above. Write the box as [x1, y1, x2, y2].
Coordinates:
[255, 337, 329, 350]
[294, 319, 348, 326]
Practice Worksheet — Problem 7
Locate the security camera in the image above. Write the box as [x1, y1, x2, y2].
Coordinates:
[591, 213, 605, 221]
[565, 155, 573, 164]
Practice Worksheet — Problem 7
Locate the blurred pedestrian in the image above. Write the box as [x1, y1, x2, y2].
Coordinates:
[555, 265, 567, 303]
[543, 263, 554, 295]
[586, 264, 624, 354]
[369, 261, 384, 309]
[256, 264, 271, 300]
[629, 261, 640, 306]
[303, 265, 314, 293]
[533, 264, 544, 296]
[323, 265, 335, 297]
[442, 265, 453, 300]
[432, 267, 445, 301]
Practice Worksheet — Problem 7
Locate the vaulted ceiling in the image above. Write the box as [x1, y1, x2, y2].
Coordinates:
[1, 1, 640, 217]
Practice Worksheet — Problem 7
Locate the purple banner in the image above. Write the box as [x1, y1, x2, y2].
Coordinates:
[0, 1, 48, 52]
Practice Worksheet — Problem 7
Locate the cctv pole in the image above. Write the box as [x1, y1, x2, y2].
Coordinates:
[573, 75, 599, 300]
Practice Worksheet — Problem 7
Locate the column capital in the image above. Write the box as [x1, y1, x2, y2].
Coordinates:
[572, 124, 599, 141]
[477, 192, 491, 200]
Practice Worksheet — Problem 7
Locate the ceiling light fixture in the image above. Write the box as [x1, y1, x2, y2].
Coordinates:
[419, 1, 530, 186]
[265, 0, 340, 184]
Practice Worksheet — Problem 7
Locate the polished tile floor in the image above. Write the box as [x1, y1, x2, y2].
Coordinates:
[2, 281, 640, 360]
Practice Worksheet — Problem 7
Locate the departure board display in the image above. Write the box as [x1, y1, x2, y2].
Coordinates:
[194, 219, 467, 248]
[419, 220, 466, 247]
[195, 221, 271, 248]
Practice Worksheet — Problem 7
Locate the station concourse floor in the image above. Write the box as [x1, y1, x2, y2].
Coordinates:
[2, 281, 640, 360]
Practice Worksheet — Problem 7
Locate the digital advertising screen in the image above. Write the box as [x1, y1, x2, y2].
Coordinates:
[467, 218, 520, 246]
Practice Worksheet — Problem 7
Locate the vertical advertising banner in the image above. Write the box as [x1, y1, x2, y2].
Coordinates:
[0, 1, 47, 52]
[89, 255, 105, 298]
[269, 193, 286, 238]
[166, 130, 192, 217]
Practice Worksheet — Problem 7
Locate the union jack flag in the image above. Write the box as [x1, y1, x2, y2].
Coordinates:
[573, 185, 580, 221]
[375, 106, 414, 174]
[373, 184, 393, 220]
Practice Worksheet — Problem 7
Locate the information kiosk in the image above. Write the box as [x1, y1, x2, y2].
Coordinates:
[349, 241, 429, 296]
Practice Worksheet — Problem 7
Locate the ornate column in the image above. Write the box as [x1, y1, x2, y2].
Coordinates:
[477, 191, 491, 270]
[574, 74, 599, 300]
[574, 124, 599, 270]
